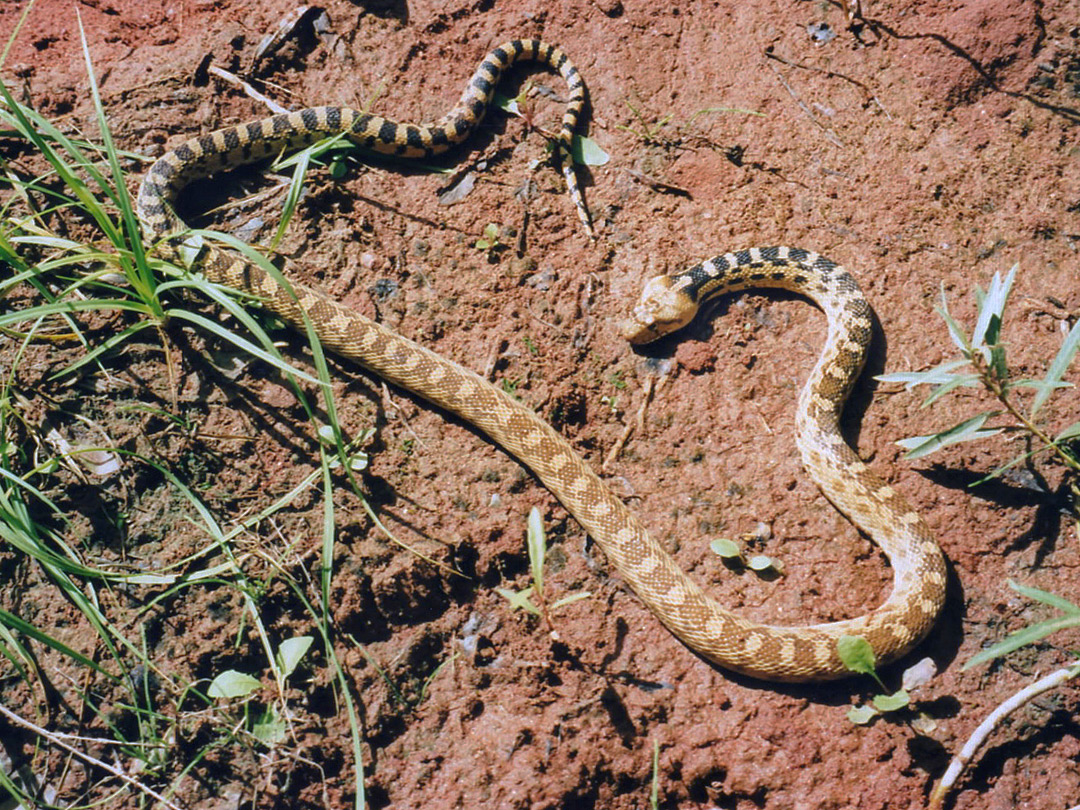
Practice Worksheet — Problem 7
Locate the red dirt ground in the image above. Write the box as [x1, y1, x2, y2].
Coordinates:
[1, 0, 1078, 808]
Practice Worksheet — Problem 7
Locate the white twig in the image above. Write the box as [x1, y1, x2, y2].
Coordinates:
[207, 65, 290, 115]
[0, 701, 184, 810]
[928, 663, 1080, 810]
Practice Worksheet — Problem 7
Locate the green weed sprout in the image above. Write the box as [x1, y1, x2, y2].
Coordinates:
[475, 222, 506, 258]
[497, 507, 590, 636]
[876, 264, 1080, 519]
[837, 635, 911, 724]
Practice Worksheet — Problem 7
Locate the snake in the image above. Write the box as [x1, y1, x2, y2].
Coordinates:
[137, 39, 947, 682]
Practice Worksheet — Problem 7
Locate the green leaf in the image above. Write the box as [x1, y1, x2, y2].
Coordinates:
[747, 554, 778, 572]
[875, 359, 972, 389]
[972, 264, 1016, 351]
[276, 635, 315, 679]
[550, 591, 591, 610]
[921, 373, 983, 406]
[936, 284, 970, 354]
[1056, 422, 1080, 442]
[963, 614, 1080, 670]
[962, 581, 1080, 671]
[526, 506, 546, 593]
[252, 707, 287, 745]
[837, 635, 877, 676]
[492, 91, 519, 115]
[208, 669, 262, 698]
[475, 223, 500, 251]
[1032, 318, 1080, 416]
[709, 538, 743, 559]
[989, 343, 1008, 381]
[496, 586, 541, 616]
[872, 689, 910, 712]
[847, 704, 879, 725]
[971, 450, 1035, 487]
[1008, 579, 1080, 615]
[896, 412, 1002, 460]
[571, 134, 609, 166]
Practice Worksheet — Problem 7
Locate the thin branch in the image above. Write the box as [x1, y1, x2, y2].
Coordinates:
[928, 663, 1080, 810]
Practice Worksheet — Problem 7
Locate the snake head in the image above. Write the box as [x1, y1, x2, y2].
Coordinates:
[619, 275, 700, 345]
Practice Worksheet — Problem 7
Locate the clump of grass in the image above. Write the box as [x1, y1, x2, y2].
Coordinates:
[497, 507, 590, 637]
[0, 9, 381, 807]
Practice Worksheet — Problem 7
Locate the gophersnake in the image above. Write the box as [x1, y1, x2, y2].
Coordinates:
[137, 40, 947, 681]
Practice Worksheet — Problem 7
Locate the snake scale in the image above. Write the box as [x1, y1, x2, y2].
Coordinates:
[138, 39, 946, 681]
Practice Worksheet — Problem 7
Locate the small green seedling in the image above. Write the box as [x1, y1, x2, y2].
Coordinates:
[493, 86, 609, 168]
[475, 222, 505, 258]
[207, 635, 314, 700]
[708, 536, 784, 577]
[316, 424, 375, 472]
[206, 635, 315, 744]
[497, 507, 590, 633]
[617, 98, 676, 145]
[837, 635, 910, 724]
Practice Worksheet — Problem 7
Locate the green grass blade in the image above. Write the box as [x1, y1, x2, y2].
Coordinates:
[0, 0, 35, 70]
[0, 606, 111, 676]
[1008, 579, 1080, 615]
[49, 320, 157, 378]
[76, 10, 155, 304]
[0, 77, 124, 247]
[285, 583, 366, 810]
[0, 297, 152, 327]
[164, 309, 324, 386]
[963, 614, 1080, 670]
[0, 622, 32, 682]
[320, 451, 336, 623]
[271, 145, 313, 252]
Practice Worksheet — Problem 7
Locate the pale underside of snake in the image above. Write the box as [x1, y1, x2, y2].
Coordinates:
[137, 39, 947, 681]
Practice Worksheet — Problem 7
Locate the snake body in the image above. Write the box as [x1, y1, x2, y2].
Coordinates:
[138, 40, 946, 681]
